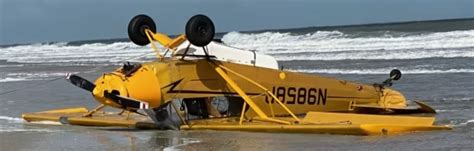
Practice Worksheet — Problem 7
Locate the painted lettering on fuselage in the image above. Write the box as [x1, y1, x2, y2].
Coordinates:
[265, 86, 327, 105]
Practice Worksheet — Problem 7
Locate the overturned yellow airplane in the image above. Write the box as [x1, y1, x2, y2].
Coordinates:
[22, 14, 451, 135]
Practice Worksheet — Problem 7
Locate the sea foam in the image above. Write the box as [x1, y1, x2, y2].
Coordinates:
[1, 30, 472, 64]
[222, 30, 474, 61]
[0, 72, 73, 83]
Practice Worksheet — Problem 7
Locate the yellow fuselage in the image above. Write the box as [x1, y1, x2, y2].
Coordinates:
[91, 58, 407, 117]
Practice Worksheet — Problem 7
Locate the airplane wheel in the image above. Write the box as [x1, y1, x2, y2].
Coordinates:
[390, 69, 402, 80]
[128, 14, 156, 46]
[185, 14, 215, 47]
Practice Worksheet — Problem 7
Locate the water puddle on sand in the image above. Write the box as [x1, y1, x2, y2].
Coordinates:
[162, 138, 201, 151]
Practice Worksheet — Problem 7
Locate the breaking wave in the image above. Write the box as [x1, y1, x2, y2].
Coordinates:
[0, 72, 73, 83]
[0, 30, 472, 64]
[0, 64, 24, 68]
[222, 30, 474, 61]
[0, 42, 158, 64]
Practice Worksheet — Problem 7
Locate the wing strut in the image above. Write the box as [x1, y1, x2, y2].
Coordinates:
[210, 62, 301, 124]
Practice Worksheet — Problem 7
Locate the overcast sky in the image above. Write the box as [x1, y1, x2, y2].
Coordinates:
[0, 0, 473, 45]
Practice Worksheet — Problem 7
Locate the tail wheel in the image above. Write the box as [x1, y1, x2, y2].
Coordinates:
[390, 69, 402, 80]
[185, 14, 215, 47]
[128, 14, 156, 46]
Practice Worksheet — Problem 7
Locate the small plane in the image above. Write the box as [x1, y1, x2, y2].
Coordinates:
[22, 14, 451, 135]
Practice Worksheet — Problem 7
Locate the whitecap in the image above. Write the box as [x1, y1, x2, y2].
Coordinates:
[0, 42, 160, 64]
[1, 30, 473, 64]
[222, 30, 474, 61]
[0, 64, 24, 68]
[0, 72, 77, 83]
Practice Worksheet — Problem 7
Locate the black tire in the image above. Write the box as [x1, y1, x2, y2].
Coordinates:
[390, 69, 402, 80]
[128, 14, 156, 46]
[185, 14, 215, 47]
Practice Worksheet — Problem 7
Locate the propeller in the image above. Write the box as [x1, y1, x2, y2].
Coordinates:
[66, 74, 95, 92]
[103, 91, 150, 109]
[66, 74, 149, 110]
[65, 74, 177, 129]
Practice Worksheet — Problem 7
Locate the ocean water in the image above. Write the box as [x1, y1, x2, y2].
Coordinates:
[0, 19, 473, 150]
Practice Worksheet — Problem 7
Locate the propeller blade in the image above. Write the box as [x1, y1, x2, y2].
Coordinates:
[104, 91, 150, 109]
[66, 74, 149, 110]
[66, 74, 96, 92]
